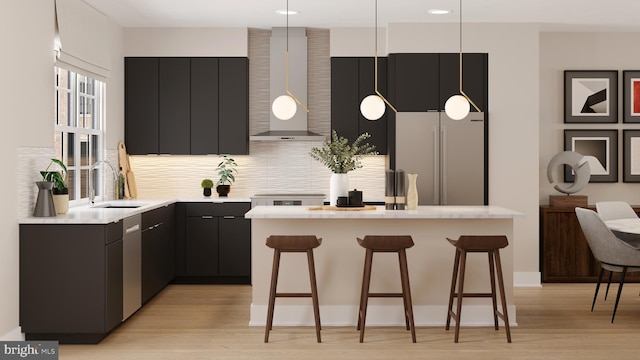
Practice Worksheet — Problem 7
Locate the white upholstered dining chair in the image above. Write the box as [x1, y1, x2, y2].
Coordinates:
[595, 201, 638, 221]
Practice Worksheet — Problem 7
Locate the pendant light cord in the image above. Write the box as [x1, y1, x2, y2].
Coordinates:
[373, 0, 397, 112]
[458, 0, 481, 112]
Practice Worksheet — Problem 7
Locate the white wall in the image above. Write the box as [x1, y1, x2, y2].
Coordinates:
[540, 32, 640, 204]
[124, 28, 248, 57]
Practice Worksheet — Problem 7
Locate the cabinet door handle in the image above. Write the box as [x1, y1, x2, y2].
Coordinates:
[201, 215, 214, 219]
[223, 216, 235, 219]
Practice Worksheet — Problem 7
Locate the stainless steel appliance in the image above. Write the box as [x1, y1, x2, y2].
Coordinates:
[395, 111, 486, 205]
[122, 214, 142, 320]
[251, 193, 326, 207]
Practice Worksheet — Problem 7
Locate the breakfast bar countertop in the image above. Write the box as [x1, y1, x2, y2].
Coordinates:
[245, 205, 523, 219]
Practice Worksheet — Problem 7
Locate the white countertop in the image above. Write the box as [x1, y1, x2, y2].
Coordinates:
[19, 196, 252, 225]
[245, 205, 523, 219]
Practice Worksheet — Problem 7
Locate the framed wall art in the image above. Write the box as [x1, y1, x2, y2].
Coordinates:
[623, 70, 640, 123]
[564, 129, 618, 183]
[623, 130, 640, 182]
[564, 70, 618, 123]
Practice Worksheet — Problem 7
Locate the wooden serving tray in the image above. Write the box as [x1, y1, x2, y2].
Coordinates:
[308, 205, 377, 211]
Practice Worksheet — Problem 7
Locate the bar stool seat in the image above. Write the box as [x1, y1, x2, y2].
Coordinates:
[445, 235, 511, 343]
[357, 235, 416, 343]
[264, 235, 322, 343]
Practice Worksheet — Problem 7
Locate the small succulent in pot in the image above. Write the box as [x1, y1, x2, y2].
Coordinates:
[201, 178, 214, 197]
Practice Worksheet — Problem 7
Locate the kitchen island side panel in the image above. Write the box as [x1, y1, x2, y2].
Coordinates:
[249, 216, 515, 327]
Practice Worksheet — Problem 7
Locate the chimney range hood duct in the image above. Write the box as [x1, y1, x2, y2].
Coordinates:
[250, 27, 325, 141]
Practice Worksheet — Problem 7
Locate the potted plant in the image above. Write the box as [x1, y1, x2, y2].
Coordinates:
[40, 158, 69, 214]
[309, 130, 378, 205]
[216, 156, 238, 197]
[201, 178, 214, 197]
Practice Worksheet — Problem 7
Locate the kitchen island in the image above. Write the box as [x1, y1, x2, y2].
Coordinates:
[245, 205, 523, 327]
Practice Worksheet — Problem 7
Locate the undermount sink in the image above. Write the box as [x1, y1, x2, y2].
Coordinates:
[100, 205, 142, 209]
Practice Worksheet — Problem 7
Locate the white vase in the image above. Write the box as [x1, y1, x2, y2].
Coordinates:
[329, 173, 349, 206]
[406, 173, 418, 210]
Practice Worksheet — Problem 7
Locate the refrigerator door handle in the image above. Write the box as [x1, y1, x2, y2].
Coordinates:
[433, 127, 439, 205]
[441, 125, 447, 205]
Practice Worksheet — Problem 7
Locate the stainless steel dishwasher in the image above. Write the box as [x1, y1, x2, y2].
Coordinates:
[122, 214, 142, 320]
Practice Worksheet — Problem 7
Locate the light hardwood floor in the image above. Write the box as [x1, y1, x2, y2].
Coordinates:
[59, 283, 640, 359]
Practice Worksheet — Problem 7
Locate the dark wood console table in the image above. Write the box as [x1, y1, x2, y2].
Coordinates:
[540, 205, 640, 283]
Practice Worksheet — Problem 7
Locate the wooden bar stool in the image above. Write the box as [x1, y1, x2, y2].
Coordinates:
[264, 235, 322, 343]
[445, 235, 511, 343]
[356, 235, 416, 343]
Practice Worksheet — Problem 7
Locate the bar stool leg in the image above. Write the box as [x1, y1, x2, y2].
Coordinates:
[494, 249, 512, 343]
[488, 252, 499, 330]
[454, 250, 467, 343]
[446, 248, 461, 330]
[307, 249, 322, 343]
[358, 249, 374, 343]
[398, 249, 417, 343]
[265, 249, 281, 343]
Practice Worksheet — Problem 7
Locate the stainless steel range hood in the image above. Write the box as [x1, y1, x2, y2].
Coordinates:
[250, 27, 325, 142]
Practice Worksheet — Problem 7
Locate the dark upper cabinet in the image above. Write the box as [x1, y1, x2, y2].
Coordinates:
[125, 57, 159, 155]
[388, 53, 440, 112]
[439, 53, 487, 112]
[218, 58, 249, 155]
[125, 57, 249, 155]
[159, 58, 191, 154]
[191, 58, 219, 155]
[331, 57, 388, 154]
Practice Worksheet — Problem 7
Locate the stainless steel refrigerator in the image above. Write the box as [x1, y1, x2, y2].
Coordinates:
[395, 112, 486, 205]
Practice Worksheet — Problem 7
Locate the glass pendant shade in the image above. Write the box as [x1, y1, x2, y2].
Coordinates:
[444, 94, 470, 120]
[272, 95, 297, 120]
[360, 94, 386, 120]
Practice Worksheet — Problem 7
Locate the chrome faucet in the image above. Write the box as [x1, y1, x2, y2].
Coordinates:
[89, 160, 118, 205]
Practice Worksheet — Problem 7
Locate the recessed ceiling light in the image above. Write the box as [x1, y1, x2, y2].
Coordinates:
[276, 9, 299, 15]
[427, 9, 451, 15]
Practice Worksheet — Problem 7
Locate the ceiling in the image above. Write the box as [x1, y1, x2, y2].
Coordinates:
[84, 0, 640, 31]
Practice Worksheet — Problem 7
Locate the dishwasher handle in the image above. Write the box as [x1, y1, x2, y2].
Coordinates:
[125, 223, 140, 234]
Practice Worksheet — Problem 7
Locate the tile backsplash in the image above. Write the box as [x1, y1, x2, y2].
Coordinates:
[129, 141, 386, 201]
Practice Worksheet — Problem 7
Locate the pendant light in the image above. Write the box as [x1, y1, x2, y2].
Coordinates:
[444, 0, 480, 121]
[360, 0, 397, 121]
[272, 0, 308, 120]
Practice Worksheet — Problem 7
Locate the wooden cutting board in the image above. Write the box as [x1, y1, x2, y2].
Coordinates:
[117, 141, 137, 198]
[308, 205, 377, 211]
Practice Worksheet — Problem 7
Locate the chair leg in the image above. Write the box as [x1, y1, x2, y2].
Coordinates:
[454, 250, 467, 343]
[592, 267, 604, 312]
[398, 251, 410, 331]
[488, 252, 499, 330]
[359, 249, 373, 343]
[398, 249, 416, 343]
[604, 271, 613, 301]
[611, 267, 628, 323]
[446, 249, 461, 331]
[307, 249, 322, 343]
[265, 249, 281, 343]
[494, 249, 512, 343]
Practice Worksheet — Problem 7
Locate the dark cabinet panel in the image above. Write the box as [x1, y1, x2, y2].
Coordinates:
[331, 57, 388, 154]
[218, 58, 249, 155]
[540, 206, 640, 282]
[142, 204, 176, 304]
[20, 222, 123, 343]
[439, 53, 487, 112]
[125, 58, 158, 155]
[177, 202, 250, 282]
[388, 53, 440, 111]
[186, 216, 219, 276]
[159, 58, 191, 154]
[125, 57, 249, 155]
[190, 58, 219, 155]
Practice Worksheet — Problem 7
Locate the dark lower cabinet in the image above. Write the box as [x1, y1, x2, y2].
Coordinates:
[142, 204, 176, 304]
[19, 221, 123, 344]
[175, 202, 251, 283]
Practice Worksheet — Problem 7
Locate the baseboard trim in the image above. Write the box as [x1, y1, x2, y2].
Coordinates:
[514, 271, 542, 287]
[249, 304, 517, 327]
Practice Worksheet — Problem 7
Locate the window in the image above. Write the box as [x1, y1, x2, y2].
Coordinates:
[55, 67, 106, 204]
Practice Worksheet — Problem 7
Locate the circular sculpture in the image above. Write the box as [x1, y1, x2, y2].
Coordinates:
[547, 151, 591, 195]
